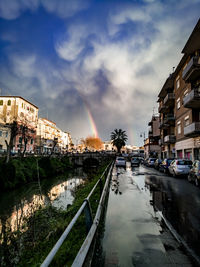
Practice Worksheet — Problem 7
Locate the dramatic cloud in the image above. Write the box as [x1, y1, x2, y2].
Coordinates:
[0, 0, 200, 145]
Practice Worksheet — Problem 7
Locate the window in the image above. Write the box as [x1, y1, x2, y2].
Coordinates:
[0, 131, 2, 136]
[177, 121, 181, 134]
[184, 115, 190, 126]
[19, 137, 22, 143]
[177, 98, 181, 109]
[176, 76, 180, 89]
[5, 131, 8, 137]
[22, 103, 23, 108]
[0, 144, 2, 149]
[0, 100, 3, 105]
[7, 100, 11, 106]
[31, 139, 33, 144]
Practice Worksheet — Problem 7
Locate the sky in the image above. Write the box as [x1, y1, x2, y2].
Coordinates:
[0, 0, 200, 146]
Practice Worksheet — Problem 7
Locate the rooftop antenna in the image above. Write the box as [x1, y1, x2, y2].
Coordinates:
[173, 66, 175, 72]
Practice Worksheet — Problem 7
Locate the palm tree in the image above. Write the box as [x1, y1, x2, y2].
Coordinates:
[110, 129, 128, 153]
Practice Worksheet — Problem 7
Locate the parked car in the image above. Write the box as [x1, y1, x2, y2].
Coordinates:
[116, 157, 126, 167]
[154, 159, 162, 170]
[131, 157, 140, 167]
[168, 159, 193, 177]
[147, 158, 157, 167]
[188, 160, 200, 186]
[159, 158, 174, 173]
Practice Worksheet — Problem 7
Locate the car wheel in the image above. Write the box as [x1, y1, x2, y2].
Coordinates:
[195, 177, 199, 187]
[187, 174, 192, 183]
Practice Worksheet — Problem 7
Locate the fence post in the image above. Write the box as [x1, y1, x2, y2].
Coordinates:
[84, 199, 93, 233]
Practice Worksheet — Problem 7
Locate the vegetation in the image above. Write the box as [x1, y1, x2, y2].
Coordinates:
[0, 161, 111, 267]
[0, 156, 72, 191]
[110, 129, 128, 153]
[81, 136, 103, 151]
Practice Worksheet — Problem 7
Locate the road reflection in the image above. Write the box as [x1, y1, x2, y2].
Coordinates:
[144, 170, 200, 258]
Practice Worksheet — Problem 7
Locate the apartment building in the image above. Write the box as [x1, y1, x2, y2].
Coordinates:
[0, 96, 38, 153]
[36, 118, 71, 154]
[173, 20, 200, 160]
[157, 75, 176, 159]
[147, 115, 161, 158]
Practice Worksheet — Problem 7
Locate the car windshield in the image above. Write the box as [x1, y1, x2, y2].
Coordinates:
[117, 157, 125, 161]
[177, 160, 192, 165]
[167, 159, 173, 164]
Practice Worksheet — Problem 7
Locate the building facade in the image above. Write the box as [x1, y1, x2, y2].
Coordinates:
[174, 20, 200, 160]
[147, 115, 161, 158]
[158, 76, 176, 159]
[157, 19, 200, 161]
[0, 96, 38, 153]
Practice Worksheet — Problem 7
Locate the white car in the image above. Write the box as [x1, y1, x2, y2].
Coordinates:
[168, 159, 193, 177]
[116, 157, 126, 167]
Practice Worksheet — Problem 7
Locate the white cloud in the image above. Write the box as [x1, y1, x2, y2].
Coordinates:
[0, 0, 88, 20]
[55, 25, 88, 61]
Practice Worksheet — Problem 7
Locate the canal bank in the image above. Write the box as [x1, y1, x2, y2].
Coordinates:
[0, 161, 111, 266]
[93, 163, 194, 266]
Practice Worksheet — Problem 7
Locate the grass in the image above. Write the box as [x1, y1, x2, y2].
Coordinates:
[0, 160, 112, 267]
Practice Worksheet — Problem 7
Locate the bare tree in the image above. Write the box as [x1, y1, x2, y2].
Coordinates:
[50, 137, 58, 157]
[5, 121, 19, 163]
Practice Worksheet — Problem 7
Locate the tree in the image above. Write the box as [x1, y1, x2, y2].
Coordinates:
[110, 129, 128, 153]
[82, 136, 103, 151]
[5, 121, 19, 163]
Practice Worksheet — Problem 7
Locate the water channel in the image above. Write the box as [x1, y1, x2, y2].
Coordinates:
[0, 167, 87, 239]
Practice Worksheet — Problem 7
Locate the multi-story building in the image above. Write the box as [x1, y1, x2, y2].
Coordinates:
[157, 75, 176, 159]
[36, 118, 71, 154]
[173, 19, 200, 160]
[147, 115, 161, 158]
[0, 96, 38, 153]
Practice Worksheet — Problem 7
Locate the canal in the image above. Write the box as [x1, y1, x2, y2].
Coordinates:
[0, 167, 88, 265]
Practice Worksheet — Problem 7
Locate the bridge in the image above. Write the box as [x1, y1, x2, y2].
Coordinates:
[67, 152, 115, 167]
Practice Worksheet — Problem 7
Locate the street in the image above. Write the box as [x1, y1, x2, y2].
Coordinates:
[93, 162, 200, 267]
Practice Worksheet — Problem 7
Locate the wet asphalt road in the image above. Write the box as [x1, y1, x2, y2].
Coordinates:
[93, 162, 200, 267]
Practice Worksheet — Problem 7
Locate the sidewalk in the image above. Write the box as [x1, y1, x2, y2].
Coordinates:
[94, 165, 193, 267]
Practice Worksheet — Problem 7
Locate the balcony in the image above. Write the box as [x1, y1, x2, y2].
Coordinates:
[182, 56, 200, 83]
[164, 114, 175, 125]
[158, 139, 163, 145]
[159, 122, 169, 129]
[158, 103, 167, 113]
[164, 135, 176, 144]
[164, 93, 175, 107]
[184, 122, 200, 137]
[183, 89, 200, 109]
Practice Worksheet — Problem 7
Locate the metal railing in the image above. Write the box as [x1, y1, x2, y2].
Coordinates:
[41, 161, 114, 267]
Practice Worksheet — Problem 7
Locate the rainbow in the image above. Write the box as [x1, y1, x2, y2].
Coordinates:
[85, 106, 99, 138]
[78, 92, 99, 138]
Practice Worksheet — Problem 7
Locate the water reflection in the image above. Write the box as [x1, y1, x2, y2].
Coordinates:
[0, 168, 87, 236]
[145, 176, 200, 257]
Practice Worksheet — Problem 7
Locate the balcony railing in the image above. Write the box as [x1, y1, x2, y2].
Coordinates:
[164, 93, 175, 106]
[164, 114, 175, 125]
[158, 103, 167, 113]
[183, 89, 200, 109]
[182, 56, 200, 82]
[164, 135, 176, 144]
[158, 139, 163, 145]
[184, 122, 200, 137]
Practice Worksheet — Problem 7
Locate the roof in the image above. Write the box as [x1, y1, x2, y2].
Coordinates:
[0, 96, 38, 109]
[182, 19, 200, 55]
